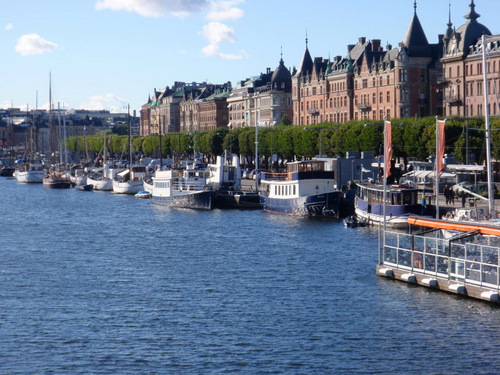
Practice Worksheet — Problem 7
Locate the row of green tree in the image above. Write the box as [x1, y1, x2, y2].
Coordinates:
[67, 116, 500, 164]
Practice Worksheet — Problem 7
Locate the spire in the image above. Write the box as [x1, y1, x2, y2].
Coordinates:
[444, 0, 453, 40]
[295, 35, 313, 77]
[403, 2, 429, 54]
[465, 0, 480, 23]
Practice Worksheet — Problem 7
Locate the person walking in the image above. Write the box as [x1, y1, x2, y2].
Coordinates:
[444, 185, 450, 205]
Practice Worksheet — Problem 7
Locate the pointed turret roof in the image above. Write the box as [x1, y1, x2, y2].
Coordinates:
[294, 37, 314, 77]
[402, 1, 430, 56]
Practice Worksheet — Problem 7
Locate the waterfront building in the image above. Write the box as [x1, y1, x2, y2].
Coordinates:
[228, 55, 292, 129]
[292, 2, 443, 125]
[198, 88, 231, 131]
[441, 0, 500, 117]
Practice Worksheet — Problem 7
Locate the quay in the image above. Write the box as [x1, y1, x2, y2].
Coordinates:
[377, 216, 500, 304]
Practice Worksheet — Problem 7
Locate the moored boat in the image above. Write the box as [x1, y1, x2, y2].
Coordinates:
[43, 169, 73, 189]
[14, 160, 46, 183]
[151, 165, 215, 210]
[354, 181, 423, 228]
[112, 166, 146, 194]
[207, 155, 261, 209]
[258, 160, 343, 217]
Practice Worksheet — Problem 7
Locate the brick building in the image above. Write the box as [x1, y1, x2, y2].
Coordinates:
[292, 3, 443, 125]
[441, 0, 500, 117]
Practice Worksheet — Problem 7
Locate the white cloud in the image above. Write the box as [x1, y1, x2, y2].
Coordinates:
[202, 21, 235, 45]
[207, 0, 244, 21]
[15, 34, 58, 56]
[5, 23, 13, 31]
[95, 0, 210, 18]
[201, 21, 247, 60]
[80, 93, 128, 113]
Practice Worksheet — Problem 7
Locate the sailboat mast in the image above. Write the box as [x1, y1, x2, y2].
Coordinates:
[482, 34, 495, 217]
[128, 104, 132, 168]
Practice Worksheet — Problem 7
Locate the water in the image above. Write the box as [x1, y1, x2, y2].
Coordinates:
[1, 177, 500, 374]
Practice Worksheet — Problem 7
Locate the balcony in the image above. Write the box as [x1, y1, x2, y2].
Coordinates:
[356, 103, 371, 112]
[308, 108, 320, 116]
[443, 97, 463, 106]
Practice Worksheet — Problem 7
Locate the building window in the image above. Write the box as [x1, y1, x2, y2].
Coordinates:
[372, 92, 376, 104]
[399, 69, 408, 82]
[387, 91, 390, 103]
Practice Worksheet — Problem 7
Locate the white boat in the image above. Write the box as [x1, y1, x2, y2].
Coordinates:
[354, 181, 423, 228]
[151, 164, 215, 210]
[87, 164, 122, 191]
[258, 160, 343, 217]
[135, 190, 151, 199]
[14, 160, 46, 183]
[69, 166, 87, 186]
[112, 166, 146, 194]
[207, 155, 261, 209]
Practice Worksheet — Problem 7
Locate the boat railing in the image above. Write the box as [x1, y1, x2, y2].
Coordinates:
[383, 230, 500, 290]
[172, 180, 210, 192]
[260, 171, 289, 181]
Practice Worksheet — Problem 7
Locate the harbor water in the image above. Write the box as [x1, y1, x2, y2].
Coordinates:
[2, 176, 500, 374]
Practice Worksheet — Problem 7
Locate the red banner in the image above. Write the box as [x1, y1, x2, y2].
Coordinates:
[437, 120, 446, 174]
[384, 120, 392, 179]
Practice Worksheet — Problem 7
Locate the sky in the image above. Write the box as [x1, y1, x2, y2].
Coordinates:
[2, 0, 500, 115]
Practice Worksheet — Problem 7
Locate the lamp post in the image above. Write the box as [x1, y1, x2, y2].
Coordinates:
[260, 129, 287, 171]
[303, 126, 337, 158]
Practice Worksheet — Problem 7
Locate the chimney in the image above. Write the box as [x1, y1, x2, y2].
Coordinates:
[371, 39, 381, 51]
[386, 43, 392, 51]
[347, 44, 355, 53]
[359, 37, 366, 45]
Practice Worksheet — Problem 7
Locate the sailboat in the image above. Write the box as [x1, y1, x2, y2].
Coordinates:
[43, 103, 72, 189]
[112, 106, 145, 194]
[87, 135, 122, 190]
[14, 108, 46, 183]
[1, 114, 15, 176]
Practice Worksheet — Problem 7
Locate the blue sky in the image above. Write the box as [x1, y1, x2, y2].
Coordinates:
[2, 0, 499, 114]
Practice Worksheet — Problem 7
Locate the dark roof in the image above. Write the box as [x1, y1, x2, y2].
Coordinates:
[402, 11, 431, 57]
[294, 45, 313, 77]
[444, 0, 491, 58]
[271, 57, 292, 93]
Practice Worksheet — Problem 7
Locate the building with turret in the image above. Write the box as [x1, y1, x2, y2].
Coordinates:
[228, 55, 292, 129]
[292, 1, 443, 125]
[441, 0, 499, 117]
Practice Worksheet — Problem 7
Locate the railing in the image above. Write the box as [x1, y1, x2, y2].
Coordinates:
[172, 180, 210, 192]
[382, 230, 500, 289]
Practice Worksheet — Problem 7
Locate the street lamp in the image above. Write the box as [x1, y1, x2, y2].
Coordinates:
[260, 128, 288, 171]
[303, 126, 337, 158]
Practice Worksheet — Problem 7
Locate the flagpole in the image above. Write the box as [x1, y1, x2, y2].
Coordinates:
[383, 119, 389, 262]
[435, 116, 440, 219]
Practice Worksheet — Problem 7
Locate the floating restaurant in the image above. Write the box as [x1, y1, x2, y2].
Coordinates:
[377, 217, 500, 303]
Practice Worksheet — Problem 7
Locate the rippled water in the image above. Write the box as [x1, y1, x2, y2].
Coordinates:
[1, 176, 500, 374]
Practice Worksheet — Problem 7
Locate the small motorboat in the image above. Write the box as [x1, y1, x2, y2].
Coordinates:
[344, 215, 367, 228]
[135, 190, 151, 199]
[76, 184, 94, 191]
